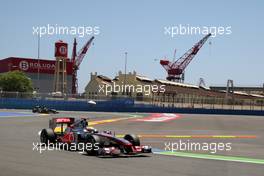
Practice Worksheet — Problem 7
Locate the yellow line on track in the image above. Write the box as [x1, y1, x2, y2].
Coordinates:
[89, 115, 140, 126]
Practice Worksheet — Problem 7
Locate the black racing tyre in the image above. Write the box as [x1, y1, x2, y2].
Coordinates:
[40, 128, 56, 145]
[124, 134, 140, 146]
[85, 134, 102, 156]
[37, 107, 42, 113]
[50, 109, 58, 114]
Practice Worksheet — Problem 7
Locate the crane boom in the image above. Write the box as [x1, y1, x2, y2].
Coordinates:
[172, 33, 211, 69]
[71, 36, 95, 94]
[160, 33, 211, 82]
[71, 38, 77, 62]
[75, 36, 94, 68]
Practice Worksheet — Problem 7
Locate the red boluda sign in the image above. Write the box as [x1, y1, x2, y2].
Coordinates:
[1, 57, 73, 75]
[19, 60, 55, 72]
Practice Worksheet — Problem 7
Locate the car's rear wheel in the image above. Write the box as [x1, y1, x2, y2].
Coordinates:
[124, 134, 140, 146]
[50, 109, 58, 114]
[40, 128, 56, 145]
[85, 134, 102, 156]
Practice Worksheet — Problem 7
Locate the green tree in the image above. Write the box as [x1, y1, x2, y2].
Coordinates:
[0, 71, 33, 92]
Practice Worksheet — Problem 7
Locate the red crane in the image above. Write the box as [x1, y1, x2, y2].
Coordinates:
[71, 36, 95, 94]
[160, 33, 211, 82]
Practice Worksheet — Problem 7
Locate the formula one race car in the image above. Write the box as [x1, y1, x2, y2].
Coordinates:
[32, 106, 58, 114]
[39, 117, 152, 156]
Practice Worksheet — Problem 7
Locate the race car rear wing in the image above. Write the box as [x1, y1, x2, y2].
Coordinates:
[49, 118, 75, 133]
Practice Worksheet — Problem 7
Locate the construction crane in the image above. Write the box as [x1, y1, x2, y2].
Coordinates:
[71, 36, 95, 94]
[160, 33, 211, 82]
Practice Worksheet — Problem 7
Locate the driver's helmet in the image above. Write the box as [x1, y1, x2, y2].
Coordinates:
[71, 119, 85, 129]
[87, 126, 98, 133]
[80, 118, 88, 128]
[103, 130, 112, 135]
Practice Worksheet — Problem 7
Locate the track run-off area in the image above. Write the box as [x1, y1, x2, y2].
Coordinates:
[0, 110, 263, 176]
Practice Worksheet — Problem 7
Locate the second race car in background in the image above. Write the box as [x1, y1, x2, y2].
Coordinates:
[33, 106, 58, 114]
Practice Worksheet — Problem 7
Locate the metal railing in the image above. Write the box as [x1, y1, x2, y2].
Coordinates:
[0, 91, 263, 111]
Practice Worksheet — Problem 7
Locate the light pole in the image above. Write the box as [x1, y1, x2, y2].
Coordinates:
[124, 52, 127, 95]
[37, 33, 40, 93]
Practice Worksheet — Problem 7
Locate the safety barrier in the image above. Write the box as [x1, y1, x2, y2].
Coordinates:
[0, 98, 263, 116]
[0, 98, 134, 111]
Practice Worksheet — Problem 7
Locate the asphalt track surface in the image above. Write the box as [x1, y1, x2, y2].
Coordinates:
[0, 109, 263, 176]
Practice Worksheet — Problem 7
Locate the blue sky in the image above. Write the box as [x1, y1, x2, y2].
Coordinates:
[0, 0, 263, 92]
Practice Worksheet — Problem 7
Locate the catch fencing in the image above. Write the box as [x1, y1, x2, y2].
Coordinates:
[0, 91, 263, 111]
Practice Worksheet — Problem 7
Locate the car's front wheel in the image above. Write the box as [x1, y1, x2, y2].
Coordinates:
[85, 134, 102, 156]
[124, 134, 140, 146]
